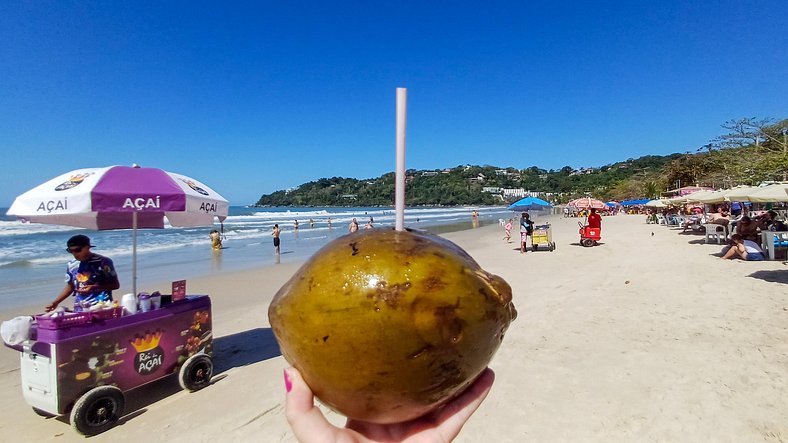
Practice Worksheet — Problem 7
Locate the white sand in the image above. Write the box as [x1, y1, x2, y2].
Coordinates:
[1, 214, 787, 442]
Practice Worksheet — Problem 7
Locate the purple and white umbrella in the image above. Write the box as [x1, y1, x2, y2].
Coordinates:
[7, 165, 229, 294]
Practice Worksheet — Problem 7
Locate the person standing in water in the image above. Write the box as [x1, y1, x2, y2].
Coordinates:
[349, 218, 359, 233]
[209, 229, 223, 250]
[272, 224, 281, 255]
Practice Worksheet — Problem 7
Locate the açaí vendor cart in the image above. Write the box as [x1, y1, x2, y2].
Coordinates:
[3, 165, 229, 435]
[4, 295, 213, 435]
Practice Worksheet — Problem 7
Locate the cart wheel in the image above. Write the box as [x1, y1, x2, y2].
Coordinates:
[532, 244, 538, 252]
[550, 242, 555, 252]
[32, 407, 55, 418]
[593, 241, 599, 246]
[70, 385, 125, 436]
[179, 354, 213, 391]
[582, 238, 594, 247]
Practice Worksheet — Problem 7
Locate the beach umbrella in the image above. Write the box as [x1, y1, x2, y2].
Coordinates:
[568, 197, 607, 210]
[645, 199, 669, 208]
[7, 165, 229, 294]
[722, 185, 762, 202]
[694, 189, 729, 204]
[745, 184, 788, 203]
[508, 196, 552, 212]
[681, 189, 718, 203]
[606, 201, 621, 206]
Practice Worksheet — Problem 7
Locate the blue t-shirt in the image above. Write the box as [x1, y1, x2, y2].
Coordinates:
[65, 253, 117, 309]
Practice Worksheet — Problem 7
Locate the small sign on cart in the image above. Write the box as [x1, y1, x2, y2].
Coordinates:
[172, 280, 186, 301]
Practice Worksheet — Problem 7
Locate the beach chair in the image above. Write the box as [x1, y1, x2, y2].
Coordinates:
[656, 214, 666, 225]
[703, 224, 728, 244]
[761, 231, 788, 260]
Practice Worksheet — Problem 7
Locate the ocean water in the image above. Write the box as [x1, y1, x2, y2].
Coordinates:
[0, 206, 514, 310]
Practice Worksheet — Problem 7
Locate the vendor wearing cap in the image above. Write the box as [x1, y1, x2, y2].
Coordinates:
[46, 235, 120, 312]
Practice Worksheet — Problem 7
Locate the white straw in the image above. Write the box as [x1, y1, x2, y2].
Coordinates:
[395, 88, 407, 231]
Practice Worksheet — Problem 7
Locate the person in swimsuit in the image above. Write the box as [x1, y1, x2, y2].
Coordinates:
[272, 224, 281, 255]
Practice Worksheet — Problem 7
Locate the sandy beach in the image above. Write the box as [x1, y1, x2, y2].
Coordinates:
[1, 213, 787, 442]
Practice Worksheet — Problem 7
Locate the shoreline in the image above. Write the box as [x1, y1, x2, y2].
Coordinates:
[2, 214, 786, 441]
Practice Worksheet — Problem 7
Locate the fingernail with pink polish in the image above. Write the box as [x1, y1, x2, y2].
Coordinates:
[283, 369, 293, 393]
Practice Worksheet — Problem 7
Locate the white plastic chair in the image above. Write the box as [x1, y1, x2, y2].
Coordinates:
[703, 224, 728, 244]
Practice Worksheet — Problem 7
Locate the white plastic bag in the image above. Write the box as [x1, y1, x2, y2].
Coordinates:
[1, 316, 34, 346]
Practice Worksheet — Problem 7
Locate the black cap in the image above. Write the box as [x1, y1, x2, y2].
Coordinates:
[67, 234, 93, 248]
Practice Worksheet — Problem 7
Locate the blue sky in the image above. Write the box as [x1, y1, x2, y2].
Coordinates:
[1, 1, 786, 206]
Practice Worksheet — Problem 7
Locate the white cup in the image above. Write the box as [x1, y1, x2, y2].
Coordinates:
[121, 293, 138, 314]
[138, 293, 151, 313]
[150, 294, 161, 310]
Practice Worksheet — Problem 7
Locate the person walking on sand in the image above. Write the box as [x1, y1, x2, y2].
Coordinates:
[272, 224, 281, 255]
[349, 218, 359, 233]
[503, 219, 513, 243]
[209, 229, 222, 250]
[46, 235, 120, 312]
[520, 212, 534, 253]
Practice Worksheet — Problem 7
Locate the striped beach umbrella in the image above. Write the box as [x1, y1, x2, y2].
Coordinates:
[568, 197, 607, 210]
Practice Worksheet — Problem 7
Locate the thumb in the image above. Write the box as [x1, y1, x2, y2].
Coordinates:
[284, 367, 338, 441]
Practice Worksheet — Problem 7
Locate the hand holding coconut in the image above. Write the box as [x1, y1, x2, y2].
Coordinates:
[284, 365, 495, 442]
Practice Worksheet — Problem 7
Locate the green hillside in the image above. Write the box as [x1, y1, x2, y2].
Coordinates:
[256, 118, 787, 206]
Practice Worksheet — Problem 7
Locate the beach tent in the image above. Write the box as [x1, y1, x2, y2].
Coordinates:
[7, 165, 229, 295]
[621, 199, 650, 206]
[508, 196, 552, 212]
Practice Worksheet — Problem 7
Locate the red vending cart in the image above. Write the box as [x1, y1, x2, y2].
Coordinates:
[5, 295, 213, 435]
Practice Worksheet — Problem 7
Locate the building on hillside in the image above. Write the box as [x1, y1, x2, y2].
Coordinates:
[482, 187, 502, 194]
[502, 188, 527, 198]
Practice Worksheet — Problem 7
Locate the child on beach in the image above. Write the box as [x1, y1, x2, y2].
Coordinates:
[503, 219, 513, 243]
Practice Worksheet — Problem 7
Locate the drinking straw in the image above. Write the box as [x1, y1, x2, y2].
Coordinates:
[395, 88, 407, 231]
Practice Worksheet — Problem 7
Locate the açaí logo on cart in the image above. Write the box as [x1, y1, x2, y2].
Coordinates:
[130, 330, 164, 375]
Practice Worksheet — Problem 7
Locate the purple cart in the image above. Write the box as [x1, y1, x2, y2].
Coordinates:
[5, 295, 213, 435]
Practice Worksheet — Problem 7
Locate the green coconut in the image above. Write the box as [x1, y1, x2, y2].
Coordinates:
[268, 228, 516, 424]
